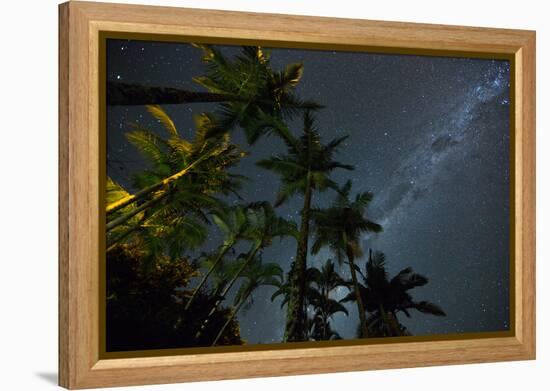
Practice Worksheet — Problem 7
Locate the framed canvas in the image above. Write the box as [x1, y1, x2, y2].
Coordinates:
[58, 1, 536, 389]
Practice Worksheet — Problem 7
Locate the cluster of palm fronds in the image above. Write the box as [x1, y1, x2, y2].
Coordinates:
[105, 44, 445, 351]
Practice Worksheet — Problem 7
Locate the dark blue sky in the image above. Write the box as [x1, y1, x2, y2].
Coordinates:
[106, 39, 510, 344]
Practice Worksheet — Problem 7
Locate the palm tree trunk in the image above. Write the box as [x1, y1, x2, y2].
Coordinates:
[106, 191, 169, 232]
[107, 81, 245, 106]
[195, 243, 261, 339]
[387, 311, 402, 336]
[211, 293, 248, 346]
[322, 312, 329, 340]
[284, 171, 313, 342]
[106, 213, 149, 251]
[378, 304, 391, 336]
[347, 250, 369, 338]
[184, 242, 233, 311]
[321, 286, 329, 340]
[106, 149, 215, 215]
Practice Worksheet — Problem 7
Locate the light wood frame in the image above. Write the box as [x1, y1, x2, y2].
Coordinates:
[59, 1, 536, 389]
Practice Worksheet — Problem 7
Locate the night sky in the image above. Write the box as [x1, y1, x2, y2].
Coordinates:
[106, 39, 510, 344]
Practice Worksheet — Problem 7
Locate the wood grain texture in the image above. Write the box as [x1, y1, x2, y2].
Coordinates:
[58, 1, 536, 388]
[518, 34, 536, 354]
[58, 3, 70, 387]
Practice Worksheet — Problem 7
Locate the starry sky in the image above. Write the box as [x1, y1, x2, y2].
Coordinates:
[106, 39, 511, 344]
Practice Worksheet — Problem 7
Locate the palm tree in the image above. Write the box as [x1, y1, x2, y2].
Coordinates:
[189, 45, 321, 143]
[304, 314, 344, 341]
[184, 205, 252, 310]
[106, 176, 211, 267]
[108, 45, 321, 143]
[195, 202, 297, 338]
[105, 177, 146, 251]
[310, 180, 382, 338]
[212, 256, 283, 345]
[257, 111, 353, 342]
[107, 106, 244, 217]
[271, 259, 349, 341]
[106, 106, 246, 259]
[344, 251, 446, 337]
[306, 259, 349, 341]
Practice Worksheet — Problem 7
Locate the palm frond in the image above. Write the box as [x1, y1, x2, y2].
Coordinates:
[106, 177, 130, 204]
[411, 301, 446, 316]
[146, 105, 178, 137]
[126, 129, 169, 167]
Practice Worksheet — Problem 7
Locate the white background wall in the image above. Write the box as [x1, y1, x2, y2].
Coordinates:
[0, 0, 546, 389]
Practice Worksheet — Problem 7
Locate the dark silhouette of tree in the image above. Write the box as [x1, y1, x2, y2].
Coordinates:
[310, 180, 382, 338]
[107, 81, 239, 105]
[212, 256, 283, 345]
[305, 259, 349, 341]
[343, 250, 446, 337]
[272, 259, 349, 341]
[258, 112, 353, 342]
[106, 243, 242, 351]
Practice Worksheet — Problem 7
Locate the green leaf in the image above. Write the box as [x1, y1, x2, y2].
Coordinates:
[146, 105, 178, 137]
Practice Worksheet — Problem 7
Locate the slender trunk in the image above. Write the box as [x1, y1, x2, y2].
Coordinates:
[106, 212, 149, 251]
[107, 81, 245, 106]
[284, 171, 313, 342]
[378, 304, 391, 336]
[211, 293, 248, 346]
[106, 191, 168, 232]
[184, 242, 233, 311]
[387, 311, 402, 336]
[195, 243, 261, 339]
[322, 312, 329, 340]
[347, 249, 369, 338]
[106, 149, 215, 215]
[321, 287, 329, 340]
[107, 81, 320, 111]
[217, 243, 260, 308]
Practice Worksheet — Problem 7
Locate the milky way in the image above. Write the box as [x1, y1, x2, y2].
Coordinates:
[107, 39, 510, 344]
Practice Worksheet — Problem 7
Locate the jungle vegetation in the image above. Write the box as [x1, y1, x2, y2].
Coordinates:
[106, 45, 445, 351]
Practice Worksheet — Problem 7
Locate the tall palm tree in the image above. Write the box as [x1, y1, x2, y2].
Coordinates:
[343, 251, 446, 337]
[306, 259, 349, 341]
[108, 45, 321, 143]
[310, 180, 382, 338]
[195, 202, 297, 338]
[257, 112, 353, 342]
[190, 45, 321, 144]
[212, 256, 283, 345]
